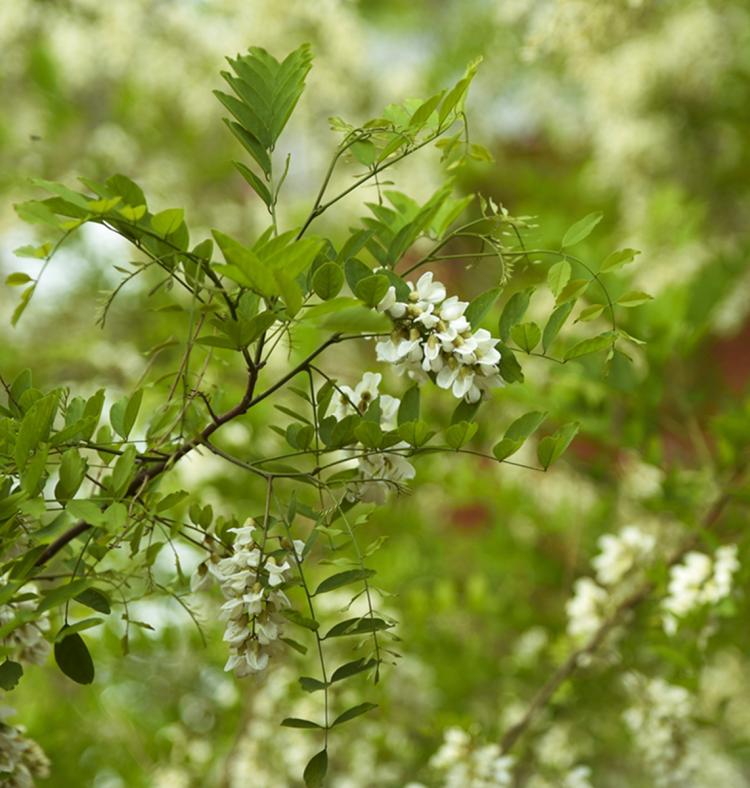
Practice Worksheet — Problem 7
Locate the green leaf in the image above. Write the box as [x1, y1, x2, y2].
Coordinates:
[505, 411, 547, 442]
[564, 332, 616, 361]
[323, 617, 392, 639]
[303, 750, 328, 788]
[397, 385, 420, 425]
[561, 212, 603, 248]
[444, 421, 478, 450]
[15, 391, 59, 471]
[54, 630, 95, 684]
[344, 258, 372, 292]
[397, 420, 433, 447]
[0, 659, 23, 690]
[547, 260, 571, 298]
[109, 389, 143, 440]
[280, 637, 307, 655]
[298, 676, 327, 693]
[355, 420, 383, 449]
[510, 322, 541, 353]
[37, 579, 92, 613]
[313, 569, 376, 596]
[537, 422, 580, 469]
[498, 289, 531, 341]
[331, 702, 378, 727]
[56, 448, 87, 500]
[312, 262, 344, 300]
[212, 230, 276, 296]
[600, 248, 640, 273]
[151, 208, 184, 236]
[354, 274, 389, 308]
[281, 717, 323, 729]
[5, 272, 33, 286]
[281, 608, 319, 631]
[65, 498, 104, 525]
[410, 92, 444, 129]
[542, 302, 574, 352]
[351, 140, 376, 166]
[556, 278, 589, 305]
[53, 618, 102, 639]
[331, 657, 378, 684]
[111, 445, 137, 496]
[576, 304, 605, 322]
[74, 588, 111, 615]
[617, 290, 653, 308]
[492, 438, 522, 461]
[498, 344, 524, 384]
[465, 287, 501, 327]
[233, 161, 272, 207]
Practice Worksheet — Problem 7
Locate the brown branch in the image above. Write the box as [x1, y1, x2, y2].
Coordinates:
[34, 333, 345, 568]
[499, 483, 739, 755]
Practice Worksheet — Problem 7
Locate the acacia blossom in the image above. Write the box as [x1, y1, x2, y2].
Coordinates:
[333, 372, 416, 504]
[375, 272, 503, 403]
[662, 545, 739, 634]
[192, 521, 303, 678]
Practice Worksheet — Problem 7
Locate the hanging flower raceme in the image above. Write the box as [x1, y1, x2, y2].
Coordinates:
[375, 273, 504, 403]
[193, 521, 303, 678]
[332, 372, 416, 504]
[0, 711, 50, 787]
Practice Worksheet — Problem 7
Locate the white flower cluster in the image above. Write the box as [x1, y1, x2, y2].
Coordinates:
[0, 713, 50, 788]
[192, 521, 302, 677]
[429, 727, 514, 788]
[622, 674, 696, 786]
[566, 524, 655, 642]
[0, 590, 51, 666]
[662, 545, 739, 635]
[332, 372, 416, 504]
[375, 272, 503, 403]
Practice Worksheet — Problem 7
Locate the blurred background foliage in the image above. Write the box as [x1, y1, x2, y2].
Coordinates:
[2, 0, 750, 785]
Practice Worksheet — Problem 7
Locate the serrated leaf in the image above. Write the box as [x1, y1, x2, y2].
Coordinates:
[562, 212, 602, 248]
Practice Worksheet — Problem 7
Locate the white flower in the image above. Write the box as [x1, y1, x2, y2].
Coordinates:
[409, 271, 446, 305]
[566, 578, 609, 641]
[592, 525, 656, 586]
[662, 544, 740, 633]
[373, 270, 504, 402]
